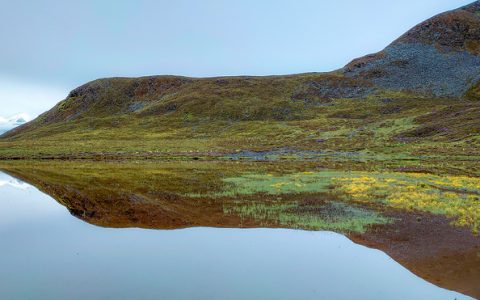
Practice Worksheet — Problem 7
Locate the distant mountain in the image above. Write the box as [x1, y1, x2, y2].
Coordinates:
[0, 114, 28, 135]
[1, 2, 479, 158]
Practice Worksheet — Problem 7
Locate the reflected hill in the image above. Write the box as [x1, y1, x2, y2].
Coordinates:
[1, 161, 479, 299]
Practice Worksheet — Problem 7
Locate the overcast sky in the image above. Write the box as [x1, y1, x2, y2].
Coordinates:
[0, 0, 473, 119]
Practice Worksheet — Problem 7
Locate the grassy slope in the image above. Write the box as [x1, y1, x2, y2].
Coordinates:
[0, 76, 478, 160]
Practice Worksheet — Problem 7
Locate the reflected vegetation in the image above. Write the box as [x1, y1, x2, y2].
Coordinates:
[0, 160, 479, 298]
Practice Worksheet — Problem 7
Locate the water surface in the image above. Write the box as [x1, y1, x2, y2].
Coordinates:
[0, 171, 472, 300]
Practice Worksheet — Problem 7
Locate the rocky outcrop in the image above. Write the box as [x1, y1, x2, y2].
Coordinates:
[345, 1, 480, 97]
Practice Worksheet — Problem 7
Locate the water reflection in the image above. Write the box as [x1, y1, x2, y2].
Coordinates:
[0, 172, 30, 189]
[0, 163, 478, 299]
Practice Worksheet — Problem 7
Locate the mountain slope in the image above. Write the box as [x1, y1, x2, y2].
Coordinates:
[1, 2, 480, 159]
[345, 1, 480, 97]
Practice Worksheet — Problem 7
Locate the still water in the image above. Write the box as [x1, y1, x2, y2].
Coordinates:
[0, 172, 472, 300]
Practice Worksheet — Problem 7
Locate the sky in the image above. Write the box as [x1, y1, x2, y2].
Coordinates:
[0, 0, 474, 120]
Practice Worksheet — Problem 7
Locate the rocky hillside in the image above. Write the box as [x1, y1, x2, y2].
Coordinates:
[345, 1, 480, 97]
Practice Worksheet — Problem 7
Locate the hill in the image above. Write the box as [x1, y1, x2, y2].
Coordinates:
[345, 1, 480, 97]
[1, 2, 480, 159]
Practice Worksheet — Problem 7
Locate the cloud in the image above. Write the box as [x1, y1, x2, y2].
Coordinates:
[0, 113, 30, 134]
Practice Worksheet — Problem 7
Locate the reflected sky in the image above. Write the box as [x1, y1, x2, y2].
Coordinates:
[0, 172, 31, 190]
[0, 171, 473, 300]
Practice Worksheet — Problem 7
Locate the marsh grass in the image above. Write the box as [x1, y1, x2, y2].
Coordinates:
[207, 170, 480, 233]
[333, 173, 480, 233]
[223, 201, 390, 233]
[220, 172, 334, 196]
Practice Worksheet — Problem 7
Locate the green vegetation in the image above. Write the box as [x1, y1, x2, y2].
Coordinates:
[0, 4, 479, 235]
[189, 169, 480, 233]
[208, 171, 334, 196]
[224, 201, 390, 233]
[334, 172, 480, 233]
[0, 5, 478, 295]
[0, 77, 479, 161]
[2, 160, 478, 234]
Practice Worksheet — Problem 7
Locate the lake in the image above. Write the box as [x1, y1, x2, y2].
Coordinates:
[0, 168, 475, 300]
